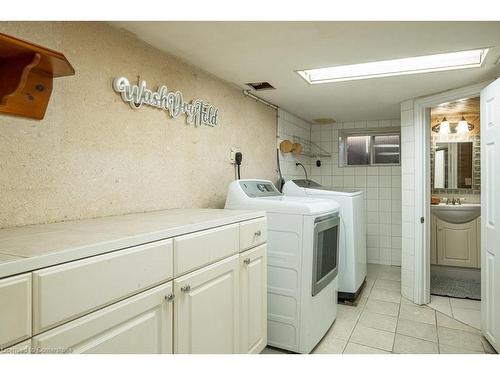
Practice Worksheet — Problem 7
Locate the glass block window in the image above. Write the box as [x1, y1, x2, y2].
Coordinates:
[340, 128, 400, 166]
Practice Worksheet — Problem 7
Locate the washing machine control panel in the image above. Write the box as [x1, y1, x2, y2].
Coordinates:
[239, 180, 281, 197]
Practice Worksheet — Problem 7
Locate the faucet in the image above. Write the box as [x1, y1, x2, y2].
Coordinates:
[448, 197, 462, 205]
[295, 162, 309, 182]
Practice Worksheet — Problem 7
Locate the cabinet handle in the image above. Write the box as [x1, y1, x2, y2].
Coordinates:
[181, 285, 191, 293]
[165, 293, 175, 302]
[254, 230, 262, 236]
[243, 258, 251, 265]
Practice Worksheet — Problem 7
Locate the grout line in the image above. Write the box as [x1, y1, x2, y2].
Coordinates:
[434, 307, 441, 354]
[446, 297, 452, 318]
[396, 332, 438, 344]
[392, 293, 402, 353]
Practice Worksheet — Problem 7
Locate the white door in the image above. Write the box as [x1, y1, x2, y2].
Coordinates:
[32, 282, 174, 354]
[481, 78, 500, 352]
[240, 244, 267, 354]
[174, 254, 239, 354]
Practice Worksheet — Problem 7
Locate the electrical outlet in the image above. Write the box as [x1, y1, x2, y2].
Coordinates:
[230, 147, 240, 164]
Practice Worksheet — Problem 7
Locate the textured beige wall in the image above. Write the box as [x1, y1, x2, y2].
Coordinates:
[0, 22, 277, 228]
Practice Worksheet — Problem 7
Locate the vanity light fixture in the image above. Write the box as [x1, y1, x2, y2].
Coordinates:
[297, 48, 489, 84]
[431, 116, 474, 134]
[457, 115, 473, 134]
[439, 117, 450, 135]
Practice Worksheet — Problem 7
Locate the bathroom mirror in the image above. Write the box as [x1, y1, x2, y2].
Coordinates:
[433, 142, 473, 189]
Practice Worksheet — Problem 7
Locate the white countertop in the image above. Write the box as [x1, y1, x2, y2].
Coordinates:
[0, 208, 265, 279]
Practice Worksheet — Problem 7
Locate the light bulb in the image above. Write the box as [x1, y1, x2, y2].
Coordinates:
[457, 116, 469, 134]
[439, 117, 450, 135]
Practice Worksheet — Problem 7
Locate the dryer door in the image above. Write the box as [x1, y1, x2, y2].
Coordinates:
[312, 214, 340, 296]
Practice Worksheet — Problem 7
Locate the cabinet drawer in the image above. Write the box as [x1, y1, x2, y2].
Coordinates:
[32, 282, 173, 354]
[240, 218, 267, 251]
[174, 224, 239, 276]
[0, 274, 32, 350]
[33, 239, 173, 334]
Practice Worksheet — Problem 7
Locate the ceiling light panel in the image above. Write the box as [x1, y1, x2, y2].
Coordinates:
[297, 48, 489, 84]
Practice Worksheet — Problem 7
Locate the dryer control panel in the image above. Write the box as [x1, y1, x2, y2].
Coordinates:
[239, 180, 281, 197]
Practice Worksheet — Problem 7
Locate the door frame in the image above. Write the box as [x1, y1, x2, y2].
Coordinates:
[413, 81, 490, 305]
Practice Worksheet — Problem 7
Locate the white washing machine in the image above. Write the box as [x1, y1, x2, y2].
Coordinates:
[225, 179, 340, 353]
[283, 179, 367, 300]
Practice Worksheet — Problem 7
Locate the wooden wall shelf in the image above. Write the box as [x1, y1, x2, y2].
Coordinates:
[0, 33, 75, 120]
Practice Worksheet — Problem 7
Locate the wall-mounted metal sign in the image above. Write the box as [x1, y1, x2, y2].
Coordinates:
[113, 77, 219, 127]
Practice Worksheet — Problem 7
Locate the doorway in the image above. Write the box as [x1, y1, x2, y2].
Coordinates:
[426, 97, 482, 329]
[411, 81, 488, 308]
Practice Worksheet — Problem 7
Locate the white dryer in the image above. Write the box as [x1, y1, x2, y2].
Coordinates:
[283, 179, 367, 300]
[225, 179, 340, 353]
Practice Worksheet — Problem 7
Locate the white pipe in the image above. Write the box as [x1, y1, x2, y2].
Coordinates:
[242, 90, 278, 110]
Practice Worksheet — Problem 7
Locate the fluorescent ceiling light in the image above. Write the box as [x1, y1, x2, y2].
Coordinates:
[297, 48, 489, 84]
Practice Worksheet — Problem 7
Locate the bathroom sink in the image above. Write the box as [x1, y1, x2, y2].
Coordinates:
[431, 203, 481, 224]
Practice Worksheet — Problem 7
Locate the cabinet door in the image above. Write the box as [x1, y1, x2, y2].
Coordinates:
[174, 254, 239, 354]
[437, 218, 478, 268]
[32, 282, 173, 354]
[240, 244, 267, 354]
[0, 273, 31, 350]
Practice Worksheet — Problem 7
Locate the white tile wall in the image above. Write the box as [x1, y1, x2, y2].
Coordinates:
[277, 109, 312, 182]
[277, 111, 403, 267]
[400, 99, 416, 301]
[310, 119, 402, 266]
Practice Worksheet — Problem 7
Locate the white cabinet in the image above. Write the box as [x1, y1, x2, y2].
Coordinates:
[0, 273, 31, 349]
[239, 244, 267, 354]
[32, 282, 173, 354]
[1, 214, 267, 354]
[435, 216, 479, 268]
[174, 254, 240, 354]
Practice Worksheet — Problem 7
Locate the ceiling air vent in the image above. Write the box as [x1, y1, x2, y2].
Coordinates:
[246, 82, 275, 91]
[312, 118, 336, 125]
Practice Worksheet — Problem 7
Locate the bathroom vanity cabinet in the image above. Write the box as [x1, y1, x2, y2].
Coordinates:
[0, 209, 267, 354]
[431, 214, 481, 268]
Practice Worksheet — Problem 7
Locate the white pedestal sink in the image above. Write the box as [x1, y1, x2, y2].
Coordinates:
[431, 203, 481, 224]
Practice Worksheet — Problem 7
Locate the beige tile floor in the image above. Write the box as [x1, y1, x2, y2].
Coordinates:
[428, 294, 481, 330]
[262, 264, 497, 354]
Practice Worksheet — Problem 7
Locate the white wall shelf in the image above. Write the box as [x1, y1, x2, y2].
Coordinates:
[292, 135, 332, 158]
